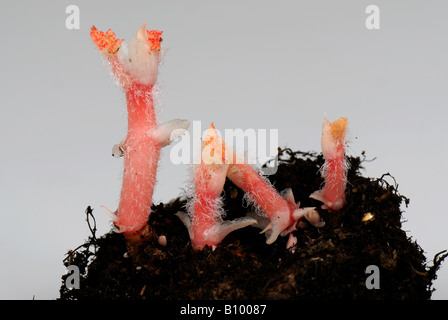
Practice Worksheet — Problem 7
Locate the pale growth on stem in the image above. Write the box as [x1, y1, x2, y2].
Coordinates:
[146, 119, 191, 147]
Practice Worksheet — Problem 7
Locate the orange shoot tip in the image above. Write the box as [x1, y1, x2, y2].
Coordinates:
[329, 117, 347, 140]
[146, 29, 163, 51]
[90, 26, 123, 54]
[204, 125, 218, 145]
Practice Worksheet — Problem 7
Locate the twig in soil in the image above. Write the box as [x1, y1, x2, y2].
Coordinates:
[85, 206, 97, 242]
[376, 173, 410, 207]
[360, 150, 377, 163]
[427, 250, 448, 281]
[63, 206, 99, 264]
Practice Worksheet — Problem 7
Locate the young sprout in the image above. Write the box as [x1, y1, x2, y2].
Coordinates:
[176, 123, 257, 250]
[91, 24, 189, 244]
[310, 117, 348, 211]
[227, 163, 322, 245]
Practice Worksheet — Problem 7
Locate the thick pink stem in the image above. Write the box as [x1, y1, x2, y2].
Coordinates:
[116, 83, 160, 241]
[228, 164, 290, 220]
[324, 151, 346, 209]
[189, 164, 226, 249]
[227, 163, 297, 243]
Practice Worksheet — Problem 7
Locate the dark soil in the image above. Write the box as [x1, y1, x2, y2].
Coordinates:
[60, 149, 447, 300]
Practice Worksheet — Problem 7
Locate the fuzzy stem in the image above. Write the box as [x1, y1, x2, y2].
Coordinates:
[116, 83, 160, 243]
[126, 83, 157, 129]
[227, 163, 296, 244]
[189, 164, 227, 249]
[324, 154, 346, 207]
[227, 164, 289, 219]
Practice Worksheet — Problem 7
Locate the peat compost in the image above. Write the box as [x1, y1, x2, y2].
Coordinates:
[60, 149, 447, 300]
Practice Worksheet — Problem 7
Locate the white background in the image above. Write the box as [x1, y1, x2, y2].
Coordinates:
[0, 1, 447, 299]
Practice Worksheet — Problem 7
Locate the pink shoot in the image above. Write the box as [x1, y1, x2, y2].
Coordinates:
[91, 24, 189, 244]
[310, 117, 348, 211]
[227, 163, 322, 245]
[176, 124, 257, 250]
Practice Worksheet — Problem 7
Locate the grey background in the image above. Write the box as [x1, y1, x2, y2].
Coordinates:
[1, 0, 447, 299]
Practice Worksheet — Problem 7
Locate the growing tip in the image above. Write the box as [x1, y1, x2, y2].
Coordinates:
[136, 23, 163, 52]
[90, 26, 123, 54]
[328, 117, 348, 141]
